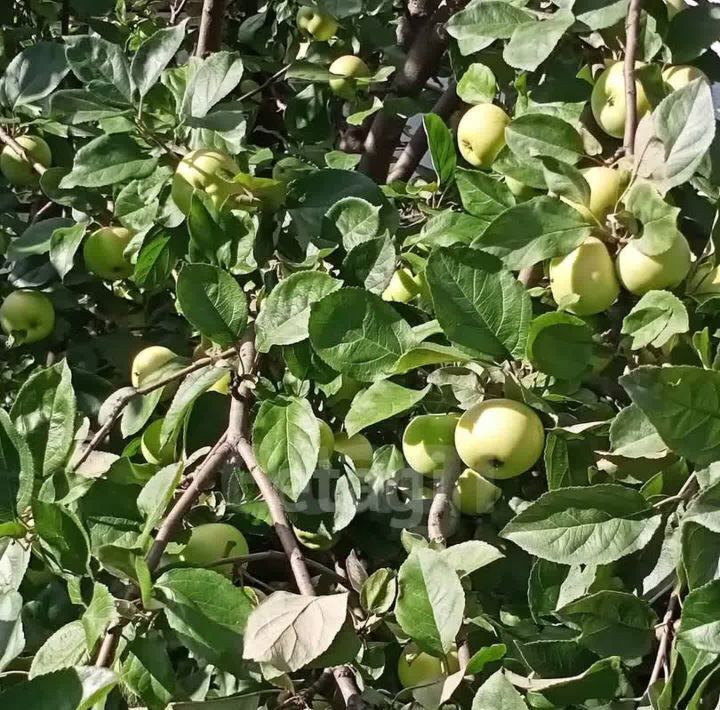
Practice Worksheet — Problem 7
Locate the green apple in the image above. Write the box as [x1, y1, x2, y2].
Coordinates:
[457, 104, 510, 169]
[334, 432, 373, 471]
[179, 523, 249, 577]
[452, 468, 502, 516]
[505, 176, 541, 202]
[318, 419, 335, 464]
[382, 267, 422, 303]
[0, 135, 51, 187]
[591, 61, 650, 138]
[397, 643, 460, 688]
[616, 233, 692, 296]
[662, 65, 709, 92]
[570, 166, 629, 224]
[172, 148, 244, 215]
[83, 226, 134, 280]
[131, 345, 179, 388]
[0, 290, 55, 344]
[297, 5, 338, 41]
[455, 399, 544, 479]
[329, 55, 371, 100]
[140, 418, 175, 465]
[402, 414, 461, 478]
[549, 236, 620, 315]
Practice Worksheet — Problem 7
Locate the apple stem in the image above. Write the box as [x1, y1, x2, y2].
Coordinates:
[623, 0, 643, 157]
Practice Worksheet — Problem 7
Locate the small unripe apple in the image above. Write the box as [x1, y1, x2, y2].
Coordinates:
[172, 149, 243, 215]
[452, 468, 502, 516]
[457, 104, 510, 169]
[569, 166, 629, 224]
[131, 345, 179, 388]
[329, 55, 371, 100]
[382, 267, 422, 303]
[83, 226, 134, 280]
[179, 523, 249, 577]
[455, 399, 544, 479]
[662, 65, 709, 92]
[318, 419, 335, 464]
[505, 176, 540, 202]
[591, 62, 650, 138]
[397, 643, 460, 689]
[0, 290, 55, 344]
[549, 236, 620, 315]
[140, 418, 175, 465]
[616, 233, 692, 295]
[297, 5, 338, 41]
[334, 432, 373, 471]
[402, 414, 461, 478]
[1, 135, 51, 186]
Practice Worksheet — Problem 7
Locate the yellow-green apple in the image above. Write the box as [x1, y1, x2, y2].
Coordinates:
[0, 290, 55, 344]
[172, 149, 243, 215]
[549, 236, 620, 315]
[179, 523, 249, 577]
[455, 399, 544, 479]
[616, 232, 692, 295]
[457, 104, 510, 168]
[334, 432, 373, 471]
[591, 62, 650, 138]
[662, 65, 709, 92]
[382, 267, 422, 303]
[329, 55, 371, 100]
[397, 643, 460, 688]
[297, 5, 338, 41]
[131, 346, 183, 402]
[505, 176, 541, 202]
[140, 418, 175, 465]
[402, 414, 461, 478]
[568, 166, 629, 224]
[83, 226, 134, 280]
[452, 468, 502, 515]
[0, 135, 51, 186]
[318, 419, 335, 464]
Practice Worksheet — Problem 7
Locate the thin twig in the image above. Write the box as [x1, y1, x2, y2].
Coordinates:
[0, 127, 48, 176]
[427, 454, 463, 545]
[196, 0, 227, 57]
[652, 472, 698, 510]
[387, 81, 459, 183]
[71, 346, 237, 472]
[645, 583, 682, 694]
[237, 64, 291, 103]
[623, 0, 643, 156]
[170, 0, 190, 23]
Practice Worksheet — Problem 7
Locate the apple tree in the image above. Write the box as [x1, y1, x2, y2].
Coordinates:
[1, 0, 720, 708]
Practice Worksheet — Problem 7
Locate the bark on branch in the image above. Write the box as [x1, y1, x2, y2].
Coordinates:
[427, 454, 463, 545]
[623, 0, 643, 156]
[195, 0, 226, 57]
[0, 127, 48, 176]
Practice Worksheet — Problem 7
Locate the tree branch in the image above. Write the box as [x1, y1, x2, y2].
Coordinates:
[623, 0, 643, 156]
[195, 0, 226, 57]
[387, 80, 459, 183]
[646, 583, 681, 694]
[0, 127, 48, 176]
[61, 0, 70, 35]
[427, 454, 463, 545]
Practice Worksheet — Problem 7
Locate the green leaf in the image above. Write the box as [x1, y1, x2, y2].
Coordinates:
[0, 539, 31, 593]
[506, 114, 585, 165]
[325, 197, 381, 251]
[540, 157, 590, 206]
[677, 579, 720, 652]
[65, 35, 132, 100]
[342, 235, 396, 294]
[0, 666, 117, 710]
[466, 644, 507, 675]
[423, 114, 456, 186]
[242, 591, 348, 672]
[472, 670, 529, 710]
[447, 2, 532, 55]
[59, 134, 159, 188]
[309, 288, 414, 381]
[360, 569, 397, 615]
[32, 500, 90, 577]
[155, 567, 254, 674]
[544, 431, 594, 489]
[396, 548, 465, 656]
[0, 410, 33, 528]
[131, 20, 188, 97]
[682, 522, 720, 591]
[620, 366, 720, 466]
[426, 245, 532, 361]
[683, 479, 720, 533]
[29, 620, 88, 678]
[3, 42, 69, 109]
[81, 583, 118, 651]
[668, 4, 720, 62]
[526, 312, 594, 380]
[609, 404, 667, 459]
[181, 51, 244, 118]
[625, 184, 681, 256]
[501, 484, 662, 565]
[132, 231, 179, 290]
[528, 560, 595, 621]
[621, 290, 689, 350]
[0, 590, 24, 672]
[504, 11, 574, 72]
[457, 63, 497, 105]
[176, 263, 248, 348]
[573, 0, 626, 31]
[10, 361, 76, 478]
[456, 168, 515, 220]
[440, 540, 504, 578]
[476, 196, 593, 269]
[50, 223, 86, 280]
[121, 634, 178, 709]
[137, 463, 183, 546]
[558, 590, 656, 659]
[412, 210, 488, 247]
[6, 217, 74, 260]
[345, 381, 430, 437]
[253, 397, 320, 501]
[256, 272, 342, 352]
